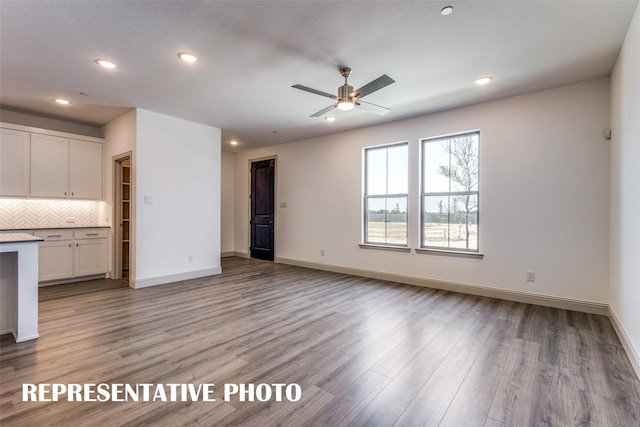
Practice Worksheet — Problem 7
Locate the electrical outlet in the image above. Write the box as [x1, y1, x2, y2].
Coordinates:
[526, 271, 535, 282]
[188, 255, 194, 263]
[320, 250, 325, 256]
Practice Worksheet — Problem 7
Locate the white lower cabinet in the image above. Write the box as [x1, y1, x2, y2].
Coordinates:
[39, 240, 74, 282]
[35, 228, 108, 284]
[74, 236, 108, 277]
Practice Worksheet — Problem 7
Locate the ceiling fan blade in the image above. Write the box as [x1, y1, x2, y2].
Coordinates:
[349, 74, 395, 99]
[292, 84, 338, 99]
[355, 100, 391, 116]
[310, 104, 337, 117]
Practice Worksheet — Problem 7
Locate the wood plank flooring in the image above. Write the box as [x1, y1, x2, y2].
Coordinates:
[1, 257, 639, 426]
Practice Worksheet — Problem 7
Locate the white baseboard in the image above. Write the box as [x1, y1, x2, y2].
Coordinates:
[608, 307, 640, 380]
[1, 329, 38, 342]
[275, 257, 609, 316]
[132, 267, 222, 289]
[38, 274, 106, 287]
[15, 332, 39, 343]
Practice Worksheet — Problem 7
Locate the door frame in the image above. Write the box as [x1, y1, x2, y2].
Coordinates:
[112, 151, 133, 285]
[248, 155, 277, 260]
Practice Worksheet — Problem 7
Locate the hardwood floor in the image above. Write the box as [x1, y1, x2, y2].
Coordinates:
[1, 257, 639, 426]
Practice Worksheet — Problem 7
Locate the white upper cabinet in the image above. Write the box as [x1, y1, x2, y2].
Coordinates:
[30, 133, 69, 198]
[1, 124, 104, 200]
[0, 128, 30, 196]
[69, 139, 103, 200]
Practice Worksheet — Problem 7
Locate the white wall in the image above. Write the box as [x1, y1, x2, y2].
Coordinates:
[0, 109, 103, 138]
[134, 109, 221, 288]
[102, 109, 137, 278]
[235, 78, 611, 305]
[610, 4, 640, 372]
[102, 110, 137, 213]
[221, 151, 236, 256]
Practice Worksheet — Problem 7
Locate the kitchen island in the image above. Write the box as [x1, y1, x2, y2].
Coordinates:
[0, 233, 43, 342]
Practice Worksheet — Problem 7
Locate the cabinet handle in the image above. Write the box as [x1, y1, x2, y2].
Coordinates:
[64, 192, 67, 196]
[47, 234, 62, 238]
[69, 244, 72, 247]
[86, 233, 99, 236]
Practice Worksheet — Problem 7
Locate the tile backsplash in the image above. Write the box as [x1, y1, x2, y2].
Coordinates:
[0, 198, 100, 229]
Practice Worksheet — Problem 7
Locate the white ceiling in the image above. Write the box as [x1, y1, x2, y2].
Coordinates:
[0, 1, 637, 151]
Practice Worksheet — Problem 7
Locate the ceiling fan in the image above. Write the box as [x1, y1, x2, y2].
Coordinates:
[292, 67, 395, 117]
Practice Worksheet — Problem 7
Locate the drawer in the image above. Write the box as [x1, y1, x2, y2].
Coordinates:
[34, 230, 73, 241]
[74, 229, 108, 239]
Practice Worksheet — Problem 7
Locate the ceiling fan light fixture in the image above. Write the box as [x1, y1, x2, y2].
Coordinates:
[337, 99, 355, 111]
[293, 67, 394, 117]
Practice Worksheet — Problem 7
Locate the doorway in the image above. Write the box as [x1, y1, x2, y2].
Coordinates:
[113, 153, 132, 281]
[250, 158, 275, 261]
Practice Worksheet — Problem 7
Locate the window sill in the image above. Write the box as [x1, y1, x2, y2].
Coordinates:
[359, 243, 411, 253]
[415, 248, 484, 259]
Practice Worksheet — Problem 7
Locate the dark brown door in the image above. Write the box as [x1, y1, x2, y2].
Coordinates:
[250, 159, 275, 261]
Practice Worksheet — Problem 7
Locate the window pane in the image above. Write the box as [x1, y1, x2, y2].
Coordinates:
[423, 139, 450, 193]
[387, 144, 408, 194]
[366, 196, 407, 245]
[449, 135, 479, 193]
[366, 148, 387, 195]
[384, 197, 407, 245]
[449, 194, 478, 250]
[421, 131, 479, 252]
[366, 197, 386, 243]
[423, 195, 449, 248]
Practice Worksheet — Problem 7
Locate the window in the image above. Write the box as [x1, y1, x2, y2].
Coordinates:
[364, 142, 408, 246]
[421, 131, 479, 251]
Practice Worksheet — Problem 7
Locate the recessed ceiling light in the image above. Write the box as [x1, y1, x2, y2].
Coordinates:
[440, 6, 454, 16]
[54, 98, 71, 105]
[95, 58, 117, 69]
[475, 76, 493, 85]
[229, 140, 238, 146]
[178, 52, 198, 63]
[325, 117, 336, 122]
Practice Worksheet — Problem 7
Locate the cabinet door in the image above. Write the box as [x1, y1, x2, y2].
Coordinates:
[0, 128, 30, 196]
[31, 134, 69, 198]
[69, 139, 102, 200]
[38, 240, 74, 282]
[74, 239, 107, 277]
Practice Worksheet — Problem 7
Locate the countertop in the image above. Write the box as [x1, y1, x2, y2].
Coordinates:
[0, 233, 44, 244]
[1, 226, 111, 232]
